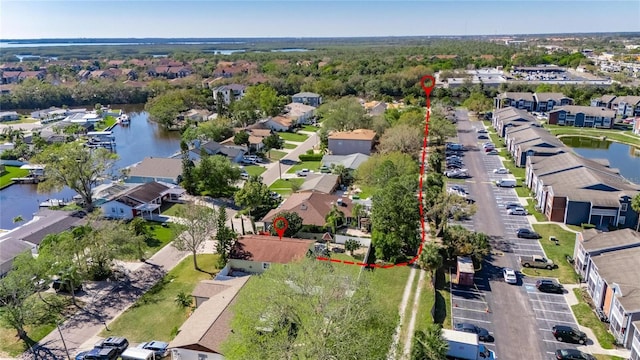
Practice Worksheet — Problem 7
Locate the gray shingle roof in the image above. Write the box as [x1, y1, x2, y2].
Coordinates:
[127, 157, 183, 180]
[591, 247, 640, 312]
[551, 105, 616, 119]
[321, 153, 370, 170]
[534, 92, 571, 102]
[581, 228, 640, 253]
[299, 174, 339, 194]
[498, 92, 536, 102]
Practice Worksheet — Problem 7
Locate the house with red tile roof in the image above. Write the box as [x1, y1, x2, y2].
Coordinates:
[262, 192, 353, 228]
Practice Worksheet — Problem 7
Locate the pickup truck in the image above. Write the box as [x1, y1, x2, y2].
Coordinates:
[520, 255, 555, 270]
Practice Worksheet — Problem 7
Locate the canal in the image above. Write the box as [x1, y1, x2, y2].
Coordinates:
[0, 111, 181, 230]
[560, 136, 640, 184]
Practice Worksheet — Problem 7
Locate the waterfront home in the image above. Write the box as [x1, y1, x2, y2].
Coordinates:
[492, 106, 539, 137]
[548, 105, 616, 128]
[292, 92, 322, 107]
[185, 140, 246, 164]
[328, 129, 377, 156]
[100, 181, 185, 220]
[0, 111, 19, 122]
[525, 152, 640, 229]
[125, 157, 183, 185]
[0, 239, 34, 277]
[262, 192, 353, 228]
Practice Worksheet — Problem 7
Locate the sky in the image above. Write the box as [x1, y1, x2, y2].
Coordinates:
[1, 0, 639, 39]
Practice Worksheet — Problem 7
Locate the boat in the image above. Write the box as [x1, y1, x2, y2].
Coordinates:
[117, 114, 130, 125]
[39, 199, 70, 207]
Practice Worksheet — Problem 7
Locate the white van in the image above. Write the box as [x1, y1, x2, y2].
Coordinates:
[496, 178, 517, 188]
[120, 348, 155, 360]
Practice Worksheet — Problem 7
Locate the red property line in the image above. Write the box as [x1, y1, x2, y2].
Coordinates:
[317, 75, 435, 268]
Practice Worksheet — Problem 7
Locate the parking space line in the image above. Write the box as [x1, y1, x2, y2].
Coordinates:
[529, 298, 569, 305]
[542, 339, 567, 344]
[453, 307, 491, 313]
[539, 328, 552, 332]
[536, 318, 576, 325]
[453, 316, 491, 324]
[533, 308, 572, 315]
[453, 297, 486, 304]
[451, 288, 482, 295]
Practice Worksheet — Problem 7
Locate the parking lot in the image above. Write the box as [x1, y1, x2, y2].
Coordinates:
[448, 116, 588, 359]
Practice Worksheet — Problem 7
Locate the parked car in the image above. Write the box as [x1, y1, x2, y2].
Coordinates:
[536, 279, 564, 294]
[552, 325, 587, 345]
[477, 134, 489, 139]
[295, 169, 311, 177]
[503, 268, 517, 284]
[445, 170, 469, 179]
[453, 322, 492, 342]
[95, 337, 129, 356]
[75, 348, 118, 360]
[521, 255, 556, 269]
[507, 207, 527, 216]
[516, 228, 541, 239]
[319, 165, 331, 173]
[240, 172, 249, 180]
[505, 202, 522, 210]
[449, 185, 467, 194]
[555, 349, 596, 360]
[493, 167, 510, 174]
[486, 149, 499, 155]
[484, 146, 495, 152]
[476, 128, 488, 133]
[137, 341, 169, 358]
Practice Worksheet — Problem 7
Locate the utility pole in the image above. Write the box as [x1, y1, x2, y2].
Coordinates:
[278, 160, 282, 180]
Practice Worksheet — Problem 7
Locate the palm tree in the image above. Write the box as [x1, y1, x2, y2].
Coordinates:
[417, 242, 443, 281]
[411, 324, 449, 360]
[352, 203, 365, 229]
[324, 204, 345, 234]
[632, 193, 640, 232]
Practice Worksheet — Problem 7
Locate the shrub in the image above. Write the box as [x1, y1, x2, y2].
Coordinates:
[298, 154, 323, 161]
[581, 223, 596, 229]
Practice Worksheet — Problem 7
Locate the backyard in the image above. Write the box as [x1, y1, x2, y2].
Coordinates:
[100, 254, 220, 342]
[521, 224, 579, 284]
[269, 178, 304, 195]
[278, 132, 309, 142]
[0, 165, 28, 189]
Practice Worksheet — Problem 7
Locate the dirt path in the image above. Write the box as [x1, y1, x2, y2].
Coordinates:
[387, 266, 417, 360]
[402, 268, 427, 359]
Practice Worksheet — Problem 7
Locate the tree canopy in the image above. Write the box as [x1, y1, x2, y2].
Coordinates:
[316, 97, 371, 131]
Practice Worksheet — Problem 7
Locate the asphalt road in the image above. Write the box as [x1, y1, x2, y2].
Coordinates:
[261, 132, 319, 187]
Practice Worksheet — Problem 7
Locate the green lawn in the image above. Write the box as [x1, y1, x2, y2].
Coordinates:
[278, 132, 309, 142]
[1, 116, 38, 124]
[145, 221, 183, 255]
[515, 184, 531, 198]
[595, 356, 625, 360]
[243, 165, 266, 177]
[546, 124, 640, 147]
[0, 166, 29, 189]
[521, 224, 579, 284]
[488, 133, 504, 147]
[525, 198, 546, 222]
[415, 269, 452, 332]
[572, 288, 616, 349]
[269, 178, 304, 195]
[100, 254, 220, 342]
[283, 143, 297, 149]
[301, 125, 320, 132]
[267, 150, 287, 161]
[162, 203, 188, 217]
[352, 184, 376, 200]
[286, 161, 322, 174]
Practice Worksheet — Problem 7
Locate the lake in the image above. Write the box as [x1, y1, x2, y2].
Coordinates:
[560, 137, 640, 184]
[0, 41, 246, 48]
[0, 111, 180, 230]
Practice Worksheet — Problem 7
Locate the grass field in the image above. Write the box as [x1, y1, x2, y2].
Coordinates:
[161, 203, 187, 217]
[572, 288, 616, 350]
[414, 269, 452, 333]
[546, 124, 640, 147]
[525, 198, 546, 222]
[100, 254, 220, 342]
[243, 165, 266, 177]
[286, 161, 322, 174]
[0, 166, 29, 189]
[301, 125, 320, 132]
[278, 132, 309, 142]
[267, 150, 287, 161]
[283, 143, 297, 149]
[144, 221, 183, 255]
[268, 178, 304, 195]
[521, 224, 579, 284]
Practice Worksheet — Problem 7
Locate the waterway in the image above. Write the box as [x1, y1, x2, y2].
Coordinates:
[0, 111, 180, 231]
[560, 136, 640, 184]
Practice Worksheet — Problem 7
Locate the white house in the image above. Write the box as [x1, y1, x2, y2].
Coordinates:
[213, 84, 247, 105]
[283, 102, 316, 125]
[100, 182, 179, 220]
[0, 111, 19, 122]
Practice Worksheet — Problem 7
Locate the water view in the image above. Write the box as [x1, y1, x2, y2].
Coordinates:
[560, 136, 640, 184]
[0, 111, 180, 230]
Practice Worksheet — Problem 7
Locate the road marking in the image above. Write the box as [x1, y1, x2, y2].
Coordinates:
[451, 288, 482, 295]
[529, 298, 569, 305]
[536, 318, 576, 325]
[453, 307, 492, 313]
[533, 308, 572, 315]
[453, 298, 487, 304]
[453, 316, 491, 324]
[539, 328, 553, 332]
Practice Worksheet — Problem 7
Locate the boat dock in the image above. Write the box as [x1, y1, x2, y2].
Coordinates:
[85, 131, 116, 150]
[39, 199, 71, 207]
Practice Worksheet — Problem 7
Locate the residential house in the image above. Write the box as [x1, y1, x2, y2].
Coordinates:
[0, 239, 34, 277]
[262, 192, 353, 228]
[148, 66, 191, 79]
[182, 109, 211, 122]
[89, 69, 118, 80]
[283, 102, 316, 125]
[125, 157, 183, 185]
[0, 84, 15, 95]
[99, 182, 180, 220]
[573, 228, 640, 287]
[213, 61, 256, 78]
[292, 92, 322, 107]
[185, 140, 246, 164]
[525, 152, 640, 228]
[321, 153, 370, 171]
[107, 60, 125, 68]
[504, 124, 565, 167]
[533, 92, 574, 112]
[1, 71, 22, 84]
[221, 131, 265, 153]
[264, 116, 294, 132]
[612, 96, 640, 118]
[227, 235, 313, 275]
[362, 100, 387, 116]
[298, 174, 340, 194]
[213, 84, 246, 105]
[0, 111, 19, 122]
[631, 321, 640, 360]
[494, 92, 536, 111]
[169, 276, 249, 360]
[492, 107, 539, 137]
[548, 106, 616, 128]
[591, 95, 618, 109]
[584, 247, 640, 349]
[328, 129, 376, 156]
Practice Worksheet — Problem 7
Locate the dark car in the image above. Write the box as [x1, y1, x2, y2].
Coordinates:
[138, 341, 169, 358]
[536, 279, 564, 294]
[95, 337, 129, 355]
[52, 279, 82, 293]
[454, 322, 491, 341]
[75, 348, 118, 360]
[477, 134, 489, 139]
[505, 202, 521, 210]
[555, 349, 596, 360]
[516, 228, 542, 239]
[552, 325, 588, 345]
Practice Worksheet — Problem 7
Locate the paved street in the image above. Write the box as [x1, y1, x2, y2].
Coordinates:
[260, 131, 319, 186]
[450, 110, 584, 359]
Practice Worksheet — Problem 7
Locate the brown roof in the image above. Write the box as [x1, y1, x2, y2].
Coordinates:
[262, 192, 353, 226]
[328, 129, 376, 141]
[169, 276, 249, 354]
[249, 129, 272, 138]
[230, 235, 312, 263]
[127, 157, 183, 180]
[271, 116, 294, 127]
[119, 181, 170, 204]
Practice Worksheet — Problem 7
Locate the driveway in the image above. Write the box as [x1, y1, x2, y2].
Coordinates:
[261, 132, 318, 186]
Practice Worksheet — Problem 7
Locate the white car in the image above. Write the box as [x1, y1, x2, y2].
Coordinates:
[503, 268, 517, 284]
[507, 207, 527, 216]
[296, 169, 311, 177]
[493, 168, 510, 175]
